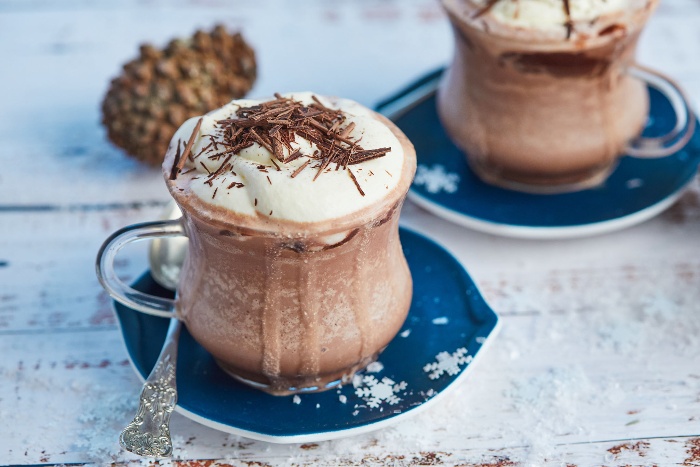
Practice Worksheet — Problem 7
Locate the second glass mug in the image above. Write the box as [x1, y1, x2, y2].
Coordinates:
[438, 0, 696, 193]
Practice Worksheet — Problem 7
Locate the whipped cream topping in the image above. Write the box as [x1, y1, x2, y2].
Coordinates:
[166, 92, 405, 224]
[471, 0, 639, 30]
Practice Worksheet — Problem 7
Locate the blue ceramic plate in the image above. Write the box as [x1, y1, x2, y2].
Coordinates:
[114, 227, 500, 443]
[377, 69, 700, 239]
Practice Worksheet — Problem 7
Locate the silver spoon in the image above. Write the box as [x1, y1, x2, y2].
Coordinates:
[149, 202, 187, 291]
[119, 202, 186, 457]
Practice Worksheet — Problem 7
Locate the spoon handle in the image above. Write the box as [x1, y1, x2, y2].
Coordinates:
[119, 318, 182, 457]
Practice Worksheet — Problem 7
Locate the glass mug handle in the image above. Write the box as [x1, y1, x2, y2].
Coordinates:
[625, 64, 696, 158]
[96, 219, 185, 318]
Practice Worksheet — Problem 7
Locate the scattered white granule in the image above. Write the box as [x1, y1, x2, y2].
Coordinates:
[414, 164, 460, 194]
[355, 375, 407, 409]
[339, 395, 347, 404]
[352, 374, 363, 388]
[476, 336, 487, 344]
[432, 317, 449, 325]
[366, 361, 384, 373]
[400, 329, 411, 338]
[352, 410, 359, 416]
[423, 348, 472, 380]
[293, 395, 301, 405]
[626, 178, 644, 189]
[316, 403, 320, 409]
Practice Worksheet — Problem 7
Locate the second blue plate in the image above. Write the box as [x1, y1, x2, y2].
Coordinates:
[377, 69, 700, 239]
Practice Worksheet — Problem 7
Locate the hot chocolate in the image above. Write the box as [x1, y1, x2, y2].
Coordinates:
[161, 93, 416, 394]
[438, 0, 678, 191]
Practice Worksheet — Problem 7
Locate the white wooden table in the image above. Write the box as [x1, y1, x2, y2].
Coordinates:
[2, 1, 700, 465]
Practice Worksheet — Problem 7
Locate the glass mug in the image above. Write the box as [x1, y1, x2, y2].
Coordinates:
[97, 197, 414, 396]
[438, 0, 696, 193]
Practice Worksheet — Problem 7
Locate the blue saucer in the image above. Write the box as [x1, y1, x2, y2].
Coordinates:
[377, 69, 700, 239]
[113, 227, 500, 443]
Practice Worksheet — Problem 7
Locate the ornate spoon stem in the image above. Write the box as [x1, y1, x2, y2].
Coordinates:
[119, 318, 182, 457]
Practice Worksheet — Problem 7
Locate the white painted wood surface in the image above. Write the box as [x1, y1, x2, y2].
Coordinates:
[1, 1, 700, 465]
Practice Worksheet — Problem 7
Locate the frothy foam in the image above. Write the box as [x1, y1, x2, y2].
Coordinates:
[469, 0, 645, 31]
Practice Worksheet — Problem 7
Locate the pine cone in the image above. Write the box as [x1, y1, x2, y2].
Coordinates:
[102, 25, 257, 165]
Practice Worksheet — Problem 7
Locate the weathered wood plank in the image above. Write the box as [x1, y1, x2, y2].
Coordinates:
[0, 207, 164, 332]
[1, 314, 700, 464]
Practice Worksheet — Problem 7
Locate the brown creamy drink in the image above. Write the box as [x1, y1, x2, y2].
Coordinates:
[161, 92, 416, 394]
[438, 0, 660, 190]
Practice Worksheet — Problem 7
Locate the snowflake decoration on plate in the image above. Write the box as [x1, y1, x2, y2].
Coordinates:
[423, 348, 473, 380]
[355, 375, 407, 409]
[414, 164, 460, 194]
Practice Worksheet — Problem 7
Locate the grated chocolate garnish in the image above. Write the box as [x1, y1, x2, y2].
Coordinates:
[174, 118, 203, 175]
[291, 159, 311, 178]
[200, 161, 212, 175]
[562, 0, 574, 39]
[195, 142, 213, 160]
[347, 168, 365, 197]
[169, 138, 182, 180]
[202, 94, 391, 196]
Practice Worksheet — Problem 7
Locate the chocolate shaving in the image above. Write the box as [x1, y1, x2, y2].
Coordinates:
[291, 159, 311, 178]
[174, 118, 203, 175]
[169, 138, 182, 180]
[249, 128, 274, 153]
[338, 122, 356, 139]
[195, 142, 213, 160]
[205, 154, 234, 185]
[347, 168, 365, 197]
[562, 0, 574, 39]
